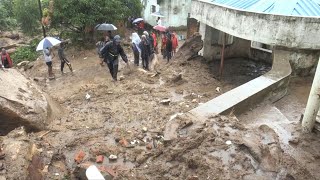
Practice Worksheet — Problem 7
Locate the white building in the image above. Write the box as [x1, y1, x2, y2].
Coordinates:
[140, 0, 191, 28]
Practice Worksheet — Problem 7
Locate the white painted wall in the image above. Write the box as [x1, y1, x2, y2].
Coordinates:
[141, 0, 191, 28]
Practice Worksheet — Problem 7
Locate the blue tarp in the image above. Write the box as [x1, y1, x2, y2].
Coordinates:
[211, 0, 320, 16]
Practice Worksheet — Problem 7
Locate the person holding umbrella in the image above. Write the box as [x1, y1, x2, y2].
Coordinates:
[100, 35, 129, 81]
[43, 47, 55, 79]
[36, 37, 62, 79]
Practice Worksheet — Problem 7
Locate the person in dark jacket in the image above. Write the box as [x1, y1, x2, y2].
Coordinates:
[58, 42, 73, 74]
[100, 35, 129, 81]
[143, 31, 154, 53]
[165, 30, 173, 63]
[139, 35, 151, 70]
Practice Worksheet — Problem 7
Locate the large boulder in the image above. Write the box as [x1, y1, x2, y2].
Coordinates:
[0, 69, 48, 135]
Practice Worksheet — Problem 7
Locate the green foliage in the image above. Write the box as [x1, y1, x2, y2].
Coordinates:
[11, 39, 40, 64]
[0, 0, 17, 30]
[13, 0, 40, 35]
[51, 0, 142, 39]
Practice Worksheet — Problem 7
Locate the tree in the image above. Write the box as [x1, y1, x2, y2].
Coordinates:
[0, 0, 17, 30]
[13, 0, 40, 35]
[51, 0, 142, 39]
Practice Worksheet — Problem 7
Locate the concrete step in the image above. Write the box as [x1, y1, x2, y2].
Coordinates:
[189, 49, 292, 118]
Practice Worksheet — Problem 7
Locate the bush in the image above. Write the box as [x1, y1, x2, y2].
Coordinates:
[11, 39, 40, 65]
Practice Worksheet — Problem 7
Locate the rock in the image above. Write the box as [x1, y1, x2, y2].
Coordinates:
[73, 162, 93, 179]
[136, 152, 149, 165]
[187, 175, 199, 180]
[109, 154, 117, 161]
[146, 143, 152, 150]
[191, 99, 197, 103]
[33, 77, 45, 82]
[289, 137, 299, 145]
[16, 61, 29, 68]
[119, 138, 129, 147]
[0, 69, 55, 135]
[24, 61, 35, 71]
[160, 98, 171, 105]
[175, 33, 203, 60]
[119, 76, 125, 81]
[85, 93, 91, 100]
[96, 155, 104, 163]
[74, 151, 86, 164]
[2, 128, 32, 180]
[216, 87, 221, 93]
[142, 127, 148, 133]
[99, 166, 116, 180]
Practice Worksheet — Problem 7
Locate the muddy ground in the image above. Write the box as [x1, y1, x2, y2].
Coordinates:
[0, 34, 318, 180]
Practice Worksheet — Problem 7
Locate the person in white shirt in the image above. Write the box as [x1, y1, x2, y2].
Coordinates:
[43, 47, 55, 79]
[156, 17, 162, 25]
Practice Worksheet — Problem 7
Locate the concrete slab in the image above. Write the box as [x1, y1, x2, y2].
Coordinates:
[189, 49, 292, 118]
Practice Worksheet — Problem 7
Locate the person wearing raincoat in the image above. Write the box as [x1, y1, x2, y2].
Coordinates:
[139, 35, 151, 70]
[171, 32, 179, 57]
[131, 32, 141, 66]
[100, 35, 129, 81]
[1, 48, 13, 68]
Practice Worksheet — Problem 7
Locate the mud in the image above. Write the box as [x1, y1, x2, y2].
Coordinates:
[0, 34, 316, 179]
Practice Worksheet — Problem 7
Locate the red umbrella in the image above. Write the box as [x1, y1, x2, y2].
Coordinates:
[153, 25, 167, 32]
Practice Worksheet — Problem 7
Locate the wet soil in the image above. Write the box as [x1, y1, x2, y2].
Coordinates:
[1, 34, 312, 179]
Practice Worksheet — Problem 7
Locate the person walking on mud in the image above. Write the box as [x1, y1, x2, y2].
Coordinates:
[43, 47, 55, 79]
[165, 30, 173, 63]
[139, 35, 151, 70]
[58, 42, 73, 74]
[131, 32, 141, 66]
[100, 35, 129, 81]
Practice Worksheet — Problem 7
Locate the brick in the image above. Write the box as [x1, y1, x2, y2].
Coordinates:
[96, 155, 104, 163]
[74, 151, 86, 164]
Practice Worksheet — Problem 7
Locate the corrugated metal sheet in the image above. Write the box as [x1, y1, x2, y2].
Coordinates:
[211, 0, 320, 16]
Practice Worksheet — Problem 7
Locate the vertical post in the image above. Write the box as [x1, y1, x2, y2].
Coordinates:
[219, 32, 226, 79]
[302, 58, 320, 132]
[38, 0, 46, 38]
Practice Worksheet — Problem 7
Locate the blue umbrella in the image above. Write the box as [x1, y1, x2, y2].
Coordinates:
[36, 37, 61, 51]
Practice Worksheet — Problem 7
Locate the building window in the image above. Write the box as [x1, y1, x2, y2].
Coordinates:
[251, 41, 272, 53]
[151, 5, 156, 13]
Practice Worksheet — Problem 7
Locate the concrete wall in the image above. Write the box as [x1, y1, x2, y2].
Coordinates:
[141, 0, 191, 28]
[191, 0, 320, 50]
[200, 25, 272, 64]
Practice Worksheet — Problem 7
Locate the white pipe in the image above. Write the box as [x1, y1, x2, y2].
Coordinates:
[302, 58, 320, 132]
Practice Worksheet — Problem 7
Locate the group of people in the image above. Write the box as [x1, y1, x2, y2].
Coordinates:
[131, 31, 157, 70]
[43, 41, 73, 79]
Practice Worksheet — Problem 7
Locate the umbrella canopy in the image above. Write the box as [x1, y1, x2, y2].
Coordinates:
[36, 37, 61, 51]
[153, 25, 167, 32]
[151, 12, 165, 17]
[132, 18, 144, 24]
[95, 23, 118, 31]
